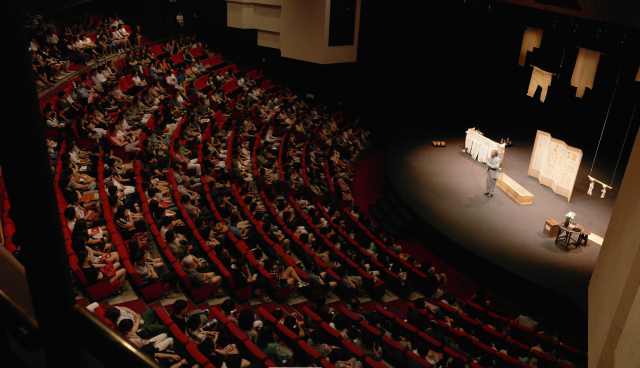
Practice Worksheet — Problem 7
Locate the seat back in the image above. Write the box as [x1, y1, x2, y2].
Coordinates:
[495, 352, 525, 368]
[407, 351, 432, 368]
[381, 335, 407, 365]
[508, 321, 535, 346]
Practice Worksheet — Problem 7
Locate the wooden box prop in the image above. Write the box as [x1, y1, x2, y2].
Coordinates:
[497, 173, 534, 205]
[543, 219, 559, 238]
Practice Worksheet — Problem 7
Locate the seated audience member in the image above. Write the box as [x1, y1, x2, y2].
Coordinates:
[514, 308, 539, 332]
[442, 293, 463, 312]
[197, 337, 251, 368]
[358, 332, 382, 362]
[407, 298, 430, 331]
[237, 309, 263, 340]
[414, 343, 441, 366]
[118, 319, 173, 351]
[229, 258, 271, 303]
[255, 325, 293, 366]
[170, 300, 189, 332]
[185, 314, 219, 347]
[181, 255, 225, 298]
[76, 247, 126, 295]
[140, 344, 193, 368]
[307, 329, 332, 359]
[103, 305, 168, 337]
[346, 298, 376, 323]
[220, 299, 240, 326]
[284, 314, 307, 339]
[308, 295, 336, 326]
[131, 249, 180, 298]
[301, 260, 337, 289]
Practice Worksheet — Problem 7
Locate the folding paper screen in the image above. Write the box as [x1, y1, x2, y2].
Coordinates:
[519, 27, 543, 67]
[571, 48, 602, 98]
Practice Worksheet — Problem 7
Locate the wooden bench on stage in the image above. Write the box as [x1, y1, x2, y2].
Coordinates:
[497, 173, 534, 205]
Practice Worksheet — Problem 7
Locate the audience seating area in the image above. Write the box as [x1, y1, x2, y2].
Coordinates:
[0, 11, 589, 368]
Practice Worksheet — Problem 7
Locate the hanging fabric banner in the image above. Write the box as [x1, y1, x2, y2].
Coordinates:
[518, 27, 543, 67]
[571, 48, 602, 98]
[527, 67, 553, 102]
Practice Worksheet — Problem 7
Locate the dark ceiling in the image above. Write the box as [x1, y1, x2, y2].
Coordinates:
[499, 0, 640, 29]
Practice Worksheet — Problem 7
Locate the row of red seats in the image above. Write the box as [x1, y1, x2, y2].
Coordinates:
[165, 115, 283, 303]
[0, 170, 16, 254]
[89, 296, 223, 368]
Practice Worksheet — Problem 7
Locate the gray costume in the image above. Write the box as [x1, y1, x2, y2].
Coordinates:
[486, 153, 501, 195]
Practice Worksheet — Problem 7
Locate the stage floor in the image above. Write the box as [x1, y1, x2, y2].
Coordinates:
[387, 133, 616, 312]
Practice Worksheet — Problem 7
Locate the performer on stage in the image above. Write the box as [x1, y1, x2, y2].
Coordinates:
[484, 149, 500, 197]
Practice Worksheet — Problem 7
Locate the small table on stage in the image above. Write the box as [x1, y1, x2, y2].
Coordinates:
[555, 222, 590, 250]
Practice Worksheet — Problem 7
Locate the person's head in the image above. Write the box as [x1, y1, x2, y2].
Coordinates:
[161, 216, 174, 228]
[103, 307, 122, 326]
[349, 298, 361, 310]
[447, 293, 457, 305]
[187, 313, 203, 332]
[147, 187, 159, 199]
[390, 322, 404, 340]
[414, 298, 425, 310]
[65, 192, 79, 205]
[165, 229, 176, 244]
[304, 260, 315, 272]
[255, 324, 275, 349]
[237, 309, 255, 331]
[115, 205, 127, 218]
[117, 319, 134, 335]
[182, 254, 196, 269]
[329, 348, 344, 364]
[491, 149, 498, 158]
[333, 314, 347, 331]
[271, 309, 283, 321]
[139, 343, 156, 358]
[310, 328, 324, 344]
[221, 299, 235, 315]
[283, 315, 298, 331]
[234, 258, 247, 271]
[229, 215, 239, 225]
[64, 207, 76, 221]
[198, 336, 216, 356]
[361, 332, 378, 349]
[131, 249, 147, 265]
[181, 194, 191, 204]
[346, 325, 360, 341]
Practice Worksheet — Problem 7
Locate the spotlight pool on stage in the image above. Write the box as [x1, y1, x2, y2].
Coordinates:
[387, 132, 616, 313]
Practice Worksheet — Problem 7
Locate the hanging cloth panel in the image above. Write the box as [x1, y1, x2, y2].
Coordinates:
[571, 48, 602, 98]
[518, 27, 543, 67]
[527, 67, 553, 102]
